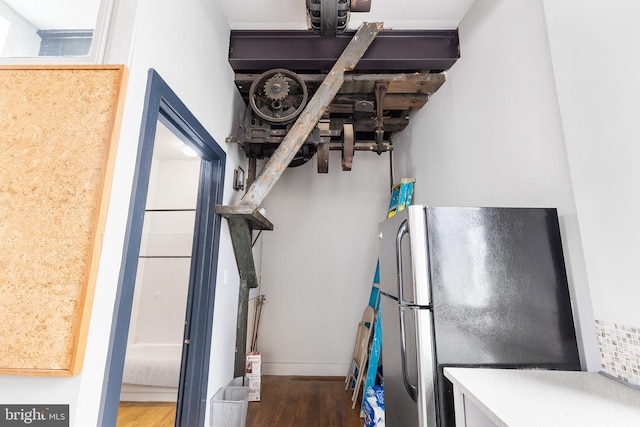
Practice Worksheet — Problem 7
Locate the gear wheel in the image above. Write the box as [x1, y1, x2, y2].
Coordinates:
[249, 68, 308, 124]
[263, 74, 290, 101]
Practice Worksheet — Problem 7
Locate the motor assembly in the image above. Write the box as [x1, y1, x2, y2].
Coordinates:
[231, 67, 406, 172]
[226, 6, 458, 174]
[306, 0, 372, 37]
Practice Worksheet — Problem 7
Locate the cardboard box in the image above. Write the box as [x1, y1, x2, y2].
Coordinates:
[246, 351, 261, 401]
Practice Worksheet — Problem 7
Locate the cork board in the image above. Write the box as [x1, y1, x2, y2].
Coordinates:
[0, 66, 127, 376]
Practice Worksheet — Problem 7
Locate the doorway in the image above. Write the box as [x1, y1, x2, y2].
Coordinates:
[117, 120, 200, 421]
[99, 69, 226, 427]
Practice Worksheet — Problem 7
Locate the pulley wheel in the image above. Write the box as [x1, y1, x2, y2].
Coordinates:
[306, 0, 350, 36]
[249, 68, 308, 124]
[321, 0, 338, 36]
[342, 123, 354, 171]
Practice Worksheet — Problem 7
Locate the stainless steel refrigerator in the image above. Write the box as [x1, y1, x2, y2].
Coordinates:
[378, 205, 581, 427]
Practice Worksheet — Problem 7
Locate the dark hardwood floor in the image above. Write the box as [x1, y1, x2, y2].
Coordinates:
[247, 376, 364, 427]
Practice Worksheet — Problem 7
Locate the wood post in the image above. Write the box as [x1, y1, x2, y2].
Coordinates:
[216, 22, 383, 379]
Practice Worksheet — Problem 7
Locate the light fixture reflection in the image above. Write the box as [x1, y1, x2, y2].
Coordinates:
[182, 145, 198, 157]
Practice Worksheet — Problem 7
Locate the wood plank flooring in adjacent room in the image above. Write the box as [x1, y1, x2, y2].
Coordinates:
[247, 376, 364, 427]
[117, 402, 176, 427]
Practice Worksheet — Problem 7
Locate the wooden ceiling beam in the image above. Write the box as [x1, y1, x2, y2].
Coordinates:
[234, 72, 446, 97]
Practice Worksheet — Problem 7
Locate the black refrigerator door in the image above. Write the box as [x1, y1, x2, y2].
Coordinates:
[426, 207, 581, 367]
[427, 207, 581, 427]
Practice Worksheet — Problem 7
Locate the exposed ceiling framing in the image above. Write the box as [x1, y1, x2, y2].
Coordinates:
[226, 28, 460, 173]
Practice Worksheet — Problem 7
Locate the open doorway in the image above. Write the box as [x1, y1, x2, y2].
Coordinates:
[117, 121, 201, 424]
[99, 69, 226, 427]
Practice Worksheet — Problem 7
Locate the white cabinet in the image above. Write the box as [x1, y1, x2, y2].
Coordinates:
[452, 393, 498, 427]
[444, 368, 640, 427]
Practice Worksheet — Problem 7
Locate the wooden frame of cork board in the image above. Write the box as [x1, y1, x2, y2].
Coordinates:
[0, 65, 128, 376]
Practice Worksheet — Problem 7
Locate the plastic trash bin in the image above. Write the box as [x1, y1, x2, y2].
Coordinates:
[210, 385, 250, 427]
[228, 376, 246, 387]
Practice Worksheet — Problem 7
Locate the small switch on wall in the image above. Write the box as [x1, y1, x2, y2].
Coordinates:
[223, 270, 229, 286]
[233, 167, 245, 191]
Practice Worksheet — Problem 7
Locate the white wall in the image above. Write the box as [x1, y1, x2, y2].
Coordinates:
[543, 0, 640, 327]
[147, 160, 200, 210]
[259, 151, 389, 375]
[129, 158, 200, 346]
[0, 1, 247, 426]
[393, 0, 600, 371]
[130, 257, 191, 343]
[97, 0, 248, 423]
[0, 0, 40, 56]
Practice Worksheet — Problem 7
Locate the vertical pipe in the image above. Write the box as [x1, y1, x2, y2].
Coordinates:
[389, 148, 394, 190]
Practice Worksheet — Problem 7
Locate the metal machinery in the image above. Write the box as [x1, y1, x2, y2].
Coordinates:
[227, 27, 460, 174]
[224, 1, 461, 175]
[306, 0, 372, 37]
[231, 67, 434, 173]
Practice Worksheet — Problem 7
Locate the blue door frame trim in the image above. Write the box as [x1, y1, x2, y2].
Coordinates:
[98, 69, 226, 427]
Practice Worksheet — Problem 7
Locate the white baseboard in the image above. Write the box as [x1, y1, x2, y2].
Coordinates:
[262, 362, 350, 377]
[120, 383, 178, 402]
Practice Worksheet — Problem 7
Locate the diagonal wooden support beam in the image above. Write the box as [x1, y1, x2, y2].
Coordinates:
[239, 21, 383, 210]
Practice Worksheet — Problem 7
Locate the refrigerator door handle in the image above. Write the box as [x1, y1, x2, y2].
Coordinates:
[397, 220, 418, 401]
[399, 306, 418, 402]
[397, 220, 418, 400]
[396, 219, 409, 303]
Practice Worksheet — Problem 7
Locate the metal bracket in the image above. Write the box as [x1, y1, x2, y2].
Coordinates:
[233, 167, 245, 191]
[374, 81, 388, 155]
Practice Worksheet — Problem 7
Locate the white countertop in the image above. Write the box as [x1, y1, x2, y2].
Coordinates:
[444, 367, 640, 427]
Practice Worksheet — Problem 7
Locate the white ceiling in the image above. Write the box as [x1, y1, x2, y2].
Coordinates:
[219, 0, 476, 30]
[154, 121, 201, 161]
[3, 0, 475, 31]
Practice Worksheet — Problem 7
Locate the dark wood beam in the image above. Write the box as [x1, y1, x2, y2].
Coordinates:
[226, 218, 261, 289]
[234, 278, 249, 379]
[234, 72, 446, 96]
[215, 204, 273, 231]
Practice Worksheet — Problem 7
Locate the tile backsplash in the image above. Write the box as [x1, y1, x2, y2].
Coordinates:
[595, 319, 640, 387]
